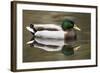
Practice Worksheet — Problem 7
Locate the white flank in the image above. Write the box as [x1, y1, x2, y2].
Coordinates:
[35, 30, 64, 39]
[34, 45, 63, 52]
[34, 24, 62, 30]
[35, 37, 65, 46]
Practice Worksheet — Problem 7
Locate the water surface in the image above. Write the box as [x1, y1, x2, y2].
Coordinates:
[23, 10, 91, 62]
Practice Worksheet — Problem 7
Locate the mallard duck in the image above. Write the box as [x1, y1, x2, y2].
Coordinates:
[26, 19, 81, 40]
[27, 37, 80, 56]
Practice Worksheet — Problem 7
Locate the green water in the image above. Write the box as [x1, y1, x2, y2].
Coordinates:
[23, 10, 91, 62]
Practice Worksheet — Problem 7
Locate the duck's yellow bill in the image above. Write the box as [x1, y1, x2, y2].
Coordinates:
[74, 46, 81, 51]
[74, 24, 81, 31]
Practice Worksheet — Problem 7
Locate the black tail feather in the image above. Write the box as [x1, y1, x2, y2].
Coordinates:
[30, 24, 37, 35]
[30, 24, 37, 32]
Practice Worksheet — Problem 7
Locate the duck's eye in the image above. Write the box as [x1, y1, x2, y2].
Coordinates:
[61, 20, 74, 30]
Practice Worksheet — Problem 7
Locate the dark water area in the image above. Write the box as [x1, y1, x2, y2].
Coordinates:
[23, 10, 91, 62]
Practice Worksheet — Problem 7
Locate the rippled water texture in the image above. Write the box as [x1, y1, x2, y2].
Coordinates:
[23, 10, 91, 62]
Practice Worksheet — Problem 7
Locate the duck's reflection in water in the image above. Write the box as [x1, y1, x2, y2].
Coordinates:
[27, 37, 80, 56]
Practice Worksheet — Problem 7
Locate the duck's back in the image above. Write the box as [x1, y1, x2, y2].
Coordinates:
[35, 30, 64, 39]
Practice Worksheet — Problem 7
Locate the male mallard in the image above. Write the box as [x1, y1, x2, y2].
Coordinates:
[27, 37, 80, 56]
[26, 19, 80, 40]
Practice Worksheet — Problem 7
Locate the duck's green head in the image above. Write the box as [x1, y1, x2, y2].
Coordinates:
[61, 19, 74, 30]
[61, 19, 81, 31]
[61, 45, 74, 56]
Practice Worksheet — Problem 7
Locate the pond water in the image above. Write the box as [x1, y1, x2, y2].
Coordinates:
[23, 10, 91, 62]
